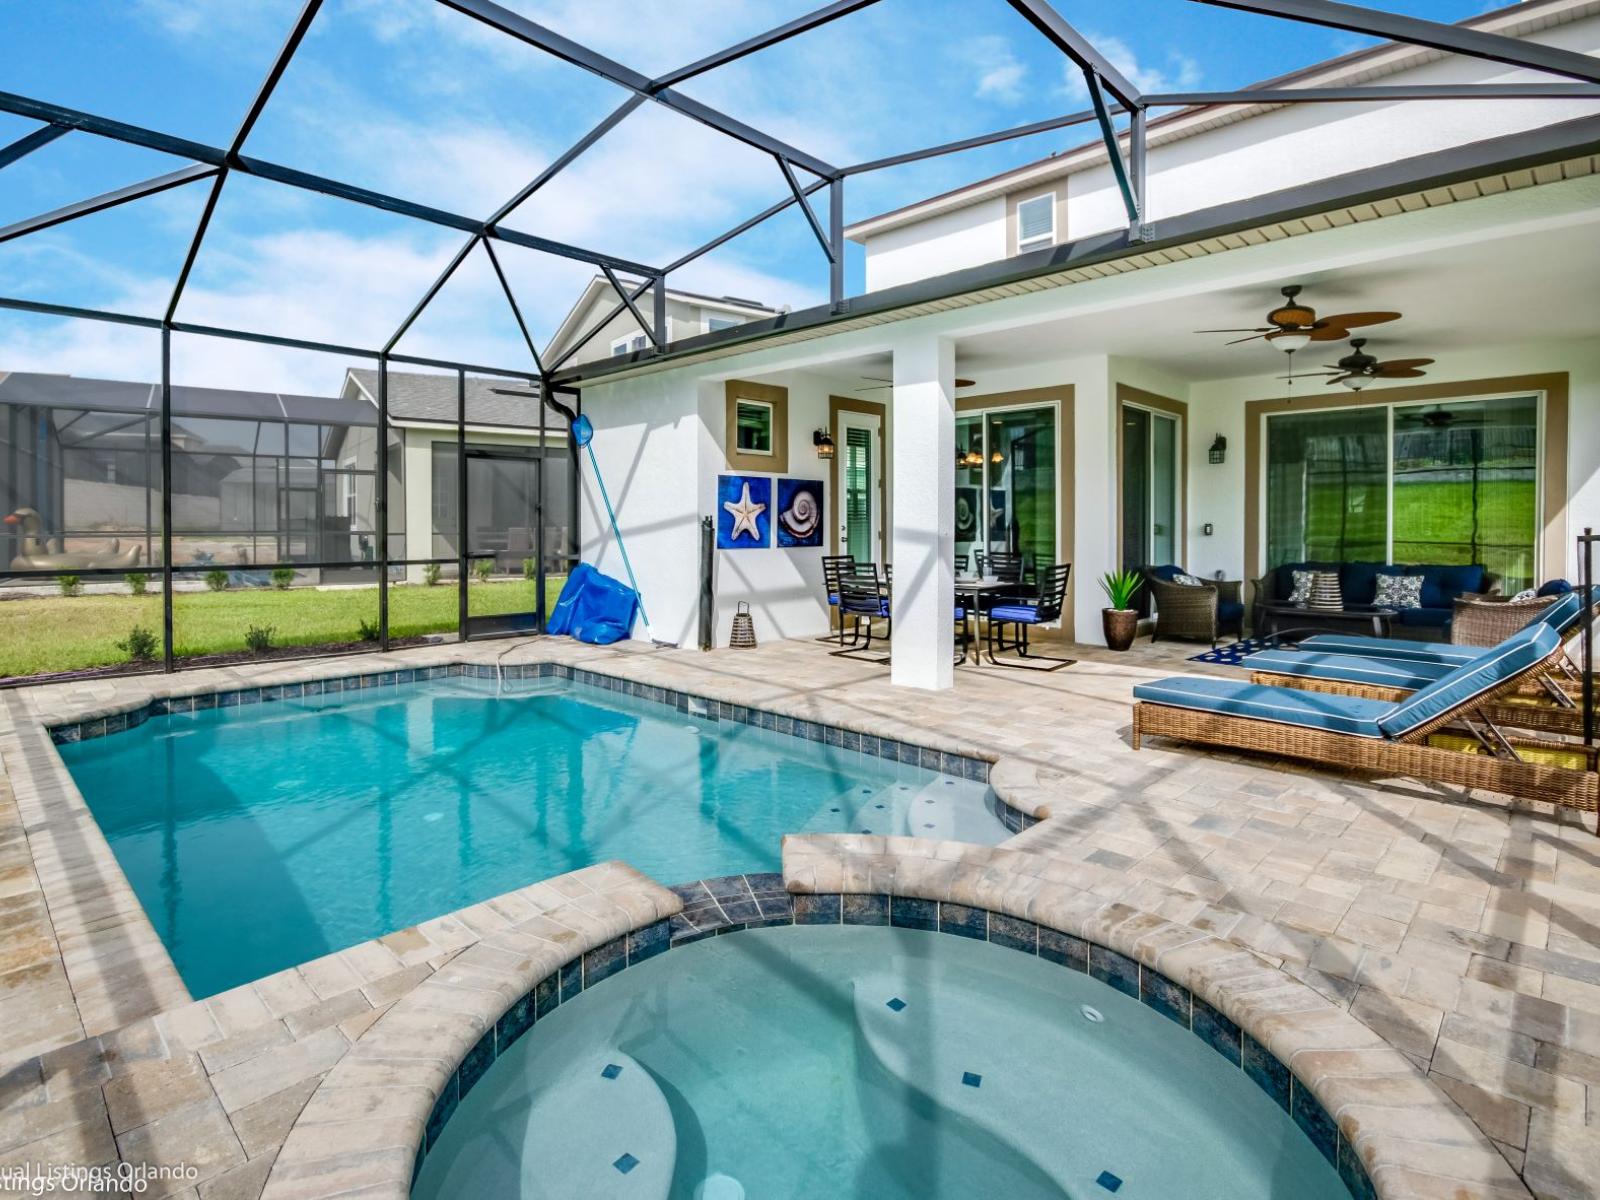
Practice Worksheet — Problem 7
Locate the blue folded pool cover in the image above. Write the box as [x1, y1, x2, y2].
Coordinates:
[546, 563, 638, 644]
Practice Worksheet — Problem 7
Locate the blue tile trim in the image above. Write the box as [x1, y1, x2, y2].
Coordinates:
[44, 662, 999, 796]
[414, 887, 1373, 1200]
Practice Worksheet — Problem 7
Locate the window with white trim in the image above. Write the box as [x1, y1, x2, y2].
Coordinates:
[707, 315, 741, 332]
[610, 333, 648, 357]
[1017, 193, 1055, 252]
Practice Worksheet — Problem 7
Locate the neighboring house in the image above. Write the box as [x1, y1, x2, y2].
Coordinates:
[337, 370, 569, 585]
[845, 0, 1600, 290]
[542, 277, 783, 370]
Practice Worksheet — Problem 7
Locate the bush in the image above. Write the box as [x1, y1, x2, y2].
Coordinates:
[204, 569, 229, 592]
[357, 618, 380, 642]
[473, 559, 492, 583]
[117, 625, 159, 662]
[57, 575, 82, 597]
[125, 571, 148, 596]
[270, 567, 295, 590]
[422, 562, 441, 587]
[244, 623, 274, 654]
[522, 557, 537, 581]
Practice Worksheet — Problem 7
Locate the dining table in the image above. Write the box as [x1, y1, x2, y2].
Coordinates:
[953, 577, 1017, 664]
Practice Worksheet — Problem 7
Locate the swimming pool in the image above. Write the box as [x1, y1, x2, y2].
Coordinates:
[413, 924, 1350, 1200]
[57, 675, 1005, 997]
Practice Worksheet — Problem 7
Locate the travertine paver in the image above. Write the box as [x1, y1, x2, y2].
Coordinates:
[0, 858, 674, 1200]
[0, 631, 1596, 1197]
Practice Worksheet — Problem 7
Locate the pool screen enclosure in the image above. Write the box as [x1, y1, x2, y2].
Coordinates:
[2, 0, 1598, 679]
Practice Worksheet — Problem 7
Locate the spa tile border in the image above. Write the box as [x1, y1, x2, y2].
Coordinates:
[413, 875, 1373, 1200]
[45, 661, 992, 783]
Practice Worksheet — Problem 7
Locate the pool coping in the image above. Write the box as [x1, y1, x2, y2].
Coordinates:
[1, 642, 1021, 1056]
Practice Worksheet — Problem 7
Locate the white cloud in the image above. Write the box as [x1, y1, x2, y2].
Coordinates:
[970, 35, 1027, 105]
[1061, 35, 1202, 102]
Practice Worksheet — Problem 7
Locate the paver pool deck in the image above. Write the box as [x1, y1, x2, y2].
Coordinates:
[0, 632, 1595, 1198]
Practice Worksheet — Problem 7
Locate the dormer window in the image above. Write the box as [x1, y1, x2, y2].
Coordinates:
[1017, 193, 1055, 252]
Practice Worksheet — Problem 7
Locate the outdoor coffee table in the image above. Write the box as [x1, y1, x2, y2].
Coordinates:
[1257, 602, 1397, 642]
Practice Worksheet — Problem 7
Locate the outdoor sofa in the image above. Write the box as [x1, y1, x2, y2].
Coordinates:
[1251, 560, 1496, 640]
[1131, 621, 1598, 810]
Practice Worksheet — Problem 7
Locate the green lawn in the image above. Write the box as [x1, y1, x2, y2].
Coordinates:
[0, 578, 565, 679]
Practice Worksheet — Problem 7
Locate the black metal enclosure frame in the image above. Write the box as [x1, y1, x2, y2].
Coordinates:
[2, 0, 1598, 680]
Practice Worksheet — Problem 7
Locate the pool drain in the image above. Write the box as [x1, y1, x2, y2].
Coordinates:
[1080, 1005, 1104, 1023]
[698, 1174, 745, 1200]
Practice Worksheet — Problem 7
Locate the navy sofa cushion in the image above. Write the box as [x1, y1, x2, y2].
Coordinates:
[1149, 565, 1186, 582]
[1269, 561, 1338, 601]
[1217, 600, 1245, 623]
[1339, 561, 1386, 607]
[1397, 606, 1452, 629]
[1538, 578, 1574, 597]
[1412, 563, 1486, 610]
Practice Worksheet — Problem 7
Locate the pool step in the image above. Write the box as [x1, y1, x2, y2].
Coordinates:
[804, 777, 999, 842]
[413, 1049, 676, 1200]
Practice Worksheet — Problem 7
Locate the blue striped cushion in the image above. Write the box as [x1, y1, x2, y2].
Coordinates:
[988, 604, 1040, 623]
[1243, 649, 1454, 691]
[1378, 622, 1560, 737]
[1296, 634, 1485, 667]
[1133, 678, 1390, 738]
[1535, 589, 1586, 635]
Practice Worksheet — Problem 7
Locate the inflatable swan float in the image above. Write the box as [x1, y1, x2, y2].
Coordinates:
[5, 508, 143, 571]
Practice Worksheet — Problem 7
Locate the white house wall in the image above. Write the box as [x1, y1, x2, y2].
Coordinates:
[862, 16, 1600, 286]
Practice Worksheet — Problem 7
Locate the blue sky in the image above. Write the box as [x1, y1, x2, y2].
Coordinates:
[0, 0, 1491, 392]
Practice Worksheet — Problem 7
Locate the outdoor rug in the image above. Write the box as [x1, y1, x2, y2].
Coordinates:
[1188, 636, 1280, 666]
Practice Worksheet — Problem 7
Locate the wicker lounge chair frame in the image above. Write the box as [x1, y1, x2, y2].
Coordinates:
[1134, 642, 1599, 811]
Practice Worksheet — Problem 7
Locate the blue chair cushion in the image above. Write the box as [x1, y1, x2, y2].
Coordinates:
[1397, 606, 1452, 628]
[828, 593, 840, 605]
[954, 607, 966, 620]
[1217, 600, 1245, 624]
[1412, 563, 1485, 609]
[1339, 561, 1386, 607]
[1378, 622, 1560, 738]
[1149, 565, 1185, 583]
[1243, 649, 1455, 691]
[1298, 634, 1484, 667]
[1537, 578, 1574, 597]
[989, 604, 1041, 623]
[1133, 678, 1390, 738]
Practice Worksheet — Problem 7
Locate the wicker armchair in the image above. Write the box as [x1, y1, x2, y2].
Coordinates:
[1143, 569, 1245, 645]
[1451, 592, 1556, 646]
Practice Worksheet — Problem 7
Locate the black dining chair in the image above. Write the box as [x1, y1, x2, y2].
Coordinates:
[830, 565, 892, 661]
[820, 554, 857, 645]
[985, 562, 1074, 670]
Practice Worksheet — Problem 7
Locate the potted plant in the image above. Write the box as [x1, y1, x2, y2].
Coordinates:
[1099, 569, 1142, 651]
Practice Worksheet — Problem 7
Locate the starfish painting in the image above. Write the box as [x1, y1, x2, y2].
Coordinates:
[722, 481, 767, 541]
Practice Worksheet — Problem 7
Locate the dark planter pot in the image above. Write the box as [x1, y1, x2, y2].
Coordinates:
[1102, 608, 1138, 651]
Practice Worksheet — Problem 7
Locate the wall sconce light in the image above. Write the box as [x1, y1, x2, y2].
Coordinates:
[1208, 435, 1227, 465]
[813, 429, 835, 459]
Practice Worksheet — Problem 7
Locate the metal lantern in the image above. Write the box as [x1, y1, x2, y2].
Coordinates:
[729, 601, 758, 648]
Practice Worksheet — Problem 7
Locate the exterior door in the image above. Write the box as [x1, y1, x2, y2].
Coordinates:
[463, 446, 543, 636]
[836, 410, 883, 565]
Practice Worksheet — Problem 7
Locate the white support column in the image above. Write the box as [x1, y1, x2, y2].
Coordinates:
[890, 334, 956, 689]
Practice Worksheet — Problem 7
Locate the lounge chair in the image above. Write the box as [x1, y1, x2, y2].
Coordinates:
[1290, 589, 1585, 662]
[1132, 622, 1598, 810]
[1245, 592, 1592, 734]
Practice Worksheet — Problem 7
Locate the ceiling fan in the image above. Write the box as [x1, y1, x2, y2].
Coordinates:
[859, 376, 975, 391]
[1197, 284, 1400, 352]
[1279, 337, 1434, 391]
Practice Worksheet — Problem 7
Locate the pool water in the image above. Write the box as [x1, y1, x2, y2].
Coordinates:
[413, 925, 1349, 1200]
[58, 678, 1005, 997]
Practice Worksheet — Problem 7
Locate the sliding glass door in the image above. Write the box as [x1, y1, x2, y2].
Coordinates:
[1264, 394, 1540, 591]
[1120, 405, 1180, 573]
[954, 403, 1058, 571]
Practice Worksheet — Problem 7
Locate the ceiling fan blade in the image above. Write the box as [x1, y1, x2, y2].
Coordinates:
[1375, 358, 1433, 371]
[1325, 376, 1352, 386]
[1306, 325, 1351, 342]
[1196, 327, 1272, 334]
[955, 378, 975, 388]
[1376, 368, 1427, 379]
[1321, 311, 1401, 329]
[1225, 333, 1269, 346]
